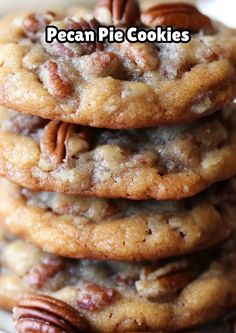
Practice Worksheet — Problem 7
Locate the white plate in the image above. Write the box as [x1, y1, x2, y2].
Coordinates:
[0, 0, 234, 331]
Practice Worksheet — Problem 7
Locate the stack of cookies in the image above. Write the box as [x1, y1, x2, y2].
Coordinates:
[0, 1, 235, 332]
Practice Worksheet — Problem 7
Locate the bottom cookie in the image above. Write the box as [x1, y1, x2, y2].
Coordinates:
[0, 227, 235, 332]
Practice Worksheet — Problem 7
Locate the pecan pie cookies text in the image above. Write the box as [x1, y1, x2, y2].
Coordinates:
[0, 4, 235, 128]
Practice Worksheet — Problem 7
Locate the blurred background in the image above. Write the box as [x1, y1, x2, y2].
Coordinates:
[0, 0, 235, 26]
[0, 0, 235, 331]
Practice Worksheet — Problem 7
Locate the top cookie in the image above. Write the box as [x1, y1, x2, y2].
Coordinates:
[0, 2, 235, 128]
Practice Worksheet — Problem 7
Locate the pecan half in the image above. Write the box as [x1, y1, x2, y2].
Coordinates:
[42, 61, 72, 98]
[136, 260, 199, 300]
[40, 121, 75, 164]
[95, 0, 140, 27]
[26, 258, 66, 289]
[23, 12, 55, 41]
[116, 41, 159, 72]
[67, 18, 104, 53]
[141, 3, 213, 32]
[77, 281, 116, 311]
[13, 295, 90, 333]
[40, 120, 92, 164]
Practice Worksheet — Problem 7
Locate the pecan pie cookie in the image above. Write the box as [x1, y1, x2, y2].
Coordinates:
[0, 3, 236, 129]
[0, 229, 236, 332]
[0, 178, 230, 261]
[0, 106, 236, 200]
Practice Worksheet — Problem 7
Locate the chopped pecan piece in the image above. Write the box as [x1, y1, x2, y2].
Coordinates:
[26, 258, 66, 289]
[13, 294, 89, 333]
[117, 41, 159, 72]
[41, 61, 72, 98]
[95, 0, 140, 27]
[136, 260, 199, 300]
[40, 120, 92, 165]
[78, 51, 123, 79]
[141, 3, 213, 32]
[159, 135, 202, 172]
[53, 198, 119, 220]
[23, 12, 55, 41]
[77, 281, 116, 311]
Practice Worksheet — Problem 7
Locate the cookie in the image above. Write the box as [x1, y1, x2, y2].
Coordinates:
[0, 177, 230, 261]
[0, 229, 236, 332]
[0, 106, 236, 200]
[0, 3, 236, 129]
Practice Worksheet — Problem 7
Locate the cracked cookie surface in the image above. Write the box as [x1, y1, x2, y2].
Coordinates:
[0, 227, 236, 332]
[0, 5, 235, 128]
[0, 177, 231, 261]
[0, 106, 236, 200]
